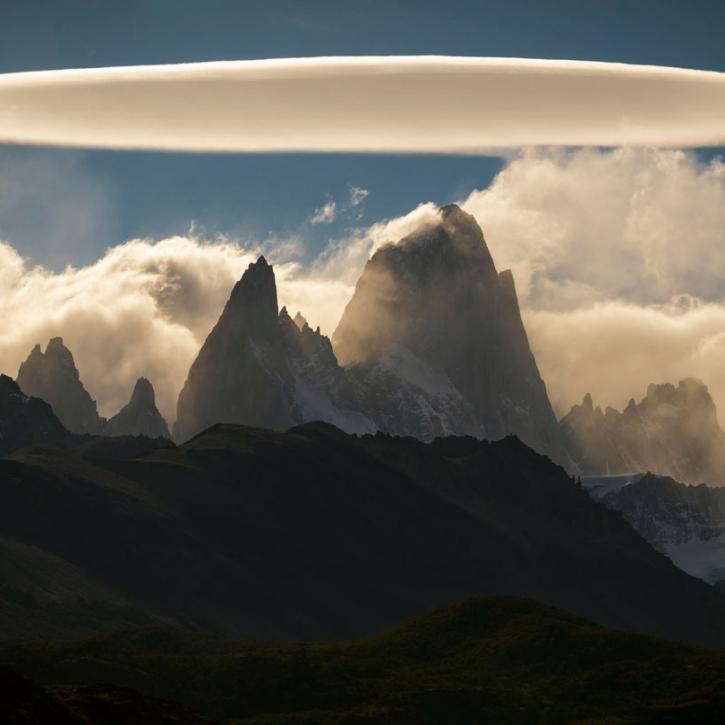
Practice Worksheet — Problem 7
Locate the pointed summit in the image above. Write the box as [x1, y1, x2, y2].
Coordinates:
[173, 262, 373, 443]
[105, 377, 170, 439]
[293, 311, 308, 330]
[332, 205, 564, 458]
[226, 256, 278, 329]
[129, 376, 156, 408]
[17, 338, 104, 434]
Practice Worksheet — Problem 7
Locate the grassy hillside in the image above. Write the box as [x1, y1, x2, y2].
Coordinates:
[3, 596, 725, 723]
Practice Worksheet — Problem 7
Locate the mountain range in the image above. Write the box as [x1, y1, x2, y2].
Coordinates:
[174, 205, 564, 463]
[0, 374, 170, 461]
[12, 206, 724, 491]
[561, 378, 725, 484]
[2, 389, 725, 646]
[584, 471, 725, 587]
[16, 338, 170, 440]
[5, 202, 725, 719]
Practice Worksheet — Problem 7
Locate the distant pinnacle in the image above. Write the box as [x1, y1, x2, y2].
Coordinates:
[130, 377, 156, 407]
[293, 312, 308, 330]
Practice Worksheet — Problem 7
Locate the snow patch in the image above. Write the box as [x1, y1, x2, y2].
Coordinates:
[582, 474, 642, 499]
[292, 374, 375, 436]
[664, 534, 725, 584]
[380, 344, 460, 401]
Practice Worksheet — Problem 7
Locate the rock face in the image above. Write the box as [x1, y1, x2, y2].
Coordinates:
[333, 204, 564, 458]
[105, 378, 170, 439]
[16, 338, 104, 435]
[0, 374, 72, 454]
[584, 472, 725, 586]
[173, 257, 374, 442]
[561, 379, 725, 484]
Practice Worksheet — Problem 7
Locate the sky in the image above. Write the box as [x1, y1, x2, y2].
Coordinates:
[1, 0, 724, 266]
[2, 1, 725, 423]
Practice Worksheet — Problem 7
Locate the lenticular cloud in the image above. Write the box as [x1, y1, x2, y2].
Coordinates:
[0, 56, 724, 152]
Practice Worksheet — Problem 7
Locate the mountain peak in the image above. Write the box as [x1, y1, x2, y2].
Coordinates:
[224, 256, 279, 332]
[293, 312, 308, 330]
[130, 377, 156, 408]
[47, 336, 67, 350]
[333, 207, 564, 460]
[16, 338, 103, 435]
[439, 202, 467, 219]
[439, 203, 474, 224]
[387, 204, 495, 270]
[561, 377, 725, 484]
[105, 377, 169, 439]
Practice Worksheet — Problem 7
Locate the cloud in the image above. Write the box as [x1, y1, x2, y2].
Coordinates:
[460, 148, 725, 309]
[310, 200, 337, 224]
[0, 57, 724, 152]
[527, 301, 725, 423]
[455, 148, 725, 418]
[349, 186, 369, 206]
[310, 186, 369, 225]
[312, 147, 725, 421]
[309, 201, 439, 285]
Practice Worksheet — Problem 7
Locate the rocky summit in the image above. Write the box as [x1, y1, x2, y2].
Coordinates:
[334, 204, 565, 458]
[561, 378, 725, 484]
[105, 377, 170, 439]
[173, 257, 373, 442]
[16, 338, 105, 435]
[174, 207, 566, 462]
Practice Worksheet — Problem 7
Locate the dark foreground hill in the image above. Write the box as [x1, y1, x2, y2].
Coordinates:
[2, 422, 725, 647]
[0, 374, 172, 461]
[0, 664, 211, 724]
[3, 597, 725, 724]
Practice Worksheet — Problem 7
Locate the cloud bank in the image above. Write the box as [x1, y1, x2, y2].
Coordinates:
[457, 148, 725, 418]
[3, 148, 725, 426]
[1, 57, 724, 151]
[313, 148, 725, 420]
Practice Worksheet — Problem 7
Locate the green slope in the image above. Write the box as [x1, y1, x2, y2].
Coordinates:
[3, 596, 725, 724]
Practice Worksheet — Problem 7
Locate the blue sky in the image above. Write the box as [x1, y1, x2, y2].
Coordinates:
[1, 0, 724, 267]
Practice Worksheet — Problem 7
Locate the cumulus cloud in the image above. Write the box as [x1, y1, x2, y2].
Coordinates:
[456, 148, 725, 418]
[0, 57, 724, 152]
[310, 200, 337, 224]
[460, 148, 725, 309]
[349, 186, 369, 207]
[308, 147, 725, 421]
[527, 301, 725, 421]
